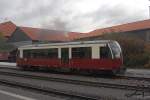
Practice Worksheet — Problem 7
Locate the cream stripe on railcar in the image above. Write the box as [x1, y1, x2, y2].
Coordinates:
[19, 40, 111, 49]
[58, 48, 61, 59]
[19, 49, 23, 58]
[19, 43, 106, 50]
[69, 48, 72, 59]
[92, 45, 100, 59]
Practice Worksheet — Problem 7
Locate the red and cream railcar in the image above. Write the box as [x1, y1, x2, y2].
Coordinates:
[0, 52, 10, 61]
[17, 40, 125, 74]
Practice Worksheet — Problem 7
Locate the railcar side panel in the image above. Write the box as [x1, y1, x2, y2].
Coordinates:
[17, 58, 61, 67]
[17, 40, 124, 74]
[17, 58, 122, 70]
[69, 58, 122, 70]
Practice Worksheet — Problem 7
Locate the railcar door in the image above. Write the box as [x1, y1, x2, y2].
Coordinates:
[61, 48, 69, 65]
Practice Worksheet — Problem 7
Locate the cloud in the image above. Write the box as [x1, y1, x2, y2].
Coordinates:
[0, 0, 149, 32]
[40, 17, 69, 31]
[75, 3, 146, 30]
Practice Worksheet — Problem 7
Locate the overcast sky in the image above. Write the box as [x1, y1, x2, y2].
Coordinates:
[0, 0, 149, 32]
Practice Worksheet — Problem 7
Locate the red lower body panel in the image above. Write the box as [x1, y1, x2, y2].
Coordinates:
[17, 58, 122, 70]
[0, 52, 9, 61]
[17, 58, 60, 67]
[70, 59, 122, 70]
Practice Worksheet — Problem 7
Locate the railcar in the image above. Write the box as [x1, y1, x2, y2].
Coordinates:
[0, 50, 17, 62]
[17, 40, 126, 75]
[0, 52, 10, 61]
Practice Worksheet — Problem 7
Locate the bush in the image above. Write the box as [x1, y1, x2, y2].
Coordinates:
[125, 54, 149, 67]
[102, 33, 150, 68]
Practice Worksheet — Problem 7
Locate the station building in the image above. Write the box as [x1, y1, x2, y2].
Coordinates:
[0, 19, 149, 48]
[0, 21, 82, 47]
[77, 19, 150, 42]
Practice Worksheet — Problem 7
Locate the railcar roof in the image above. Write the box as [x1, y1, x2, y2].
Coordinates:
[18, 40, 115, 49]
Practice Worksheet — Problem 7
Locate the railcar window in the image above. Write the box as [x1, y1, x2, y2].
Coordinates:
[23, 50, 31, 58]
[100, 46, 112, 59]
[72, 47, 91, 59]
[16, 50, 20, 57]
[47, 48, 58, 58]
[23, 48, 58, 58]
[36, 50, 47, 58]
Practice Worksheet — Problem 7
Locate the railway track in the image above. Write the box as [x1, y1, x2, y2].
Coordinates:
[118, 74, 150, 82]
[0, 76, 101, 100]
[1, 67, 150, 80]
[0, 67, 149, 92]
[2, 67, 150, 82]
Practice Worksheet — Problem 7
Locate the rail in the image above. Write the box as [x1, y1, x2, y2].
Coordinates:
[0, 69, 149, 92]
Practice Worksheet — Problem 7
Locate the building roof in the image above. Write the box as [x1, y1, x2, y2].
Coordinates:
[67, 32, 84, 40]
[0, 21, 16, 37]
[79, 19, 150, 39]
[0, 19, 150, 41]
[19, 27, 82, 41]
[0, 21, 83, 42]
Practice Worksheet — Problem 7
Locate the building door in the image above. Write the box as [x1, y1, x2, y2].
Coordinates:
[61, 48, 69, 64]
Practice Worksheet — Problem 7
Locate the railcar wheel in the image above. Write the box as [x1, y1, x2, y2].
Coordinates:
[19, 66, 34, 71]
[111, 69, 119, 76]
[19, 66, 28, 71]
[111, 67, 126, 75]
[118, 67, 126, 75]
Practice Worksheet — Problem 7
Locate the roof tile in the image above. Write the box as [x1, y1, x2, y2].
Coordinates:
[20, 27, 82, 41]
[0, 21, 16, 37]
[80, 19, 150, 38]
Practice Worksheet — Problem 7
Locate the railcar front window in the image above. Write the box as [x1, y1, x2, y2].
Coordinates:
[109, 42, 121, 58]
[100, 46, 112, 59]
